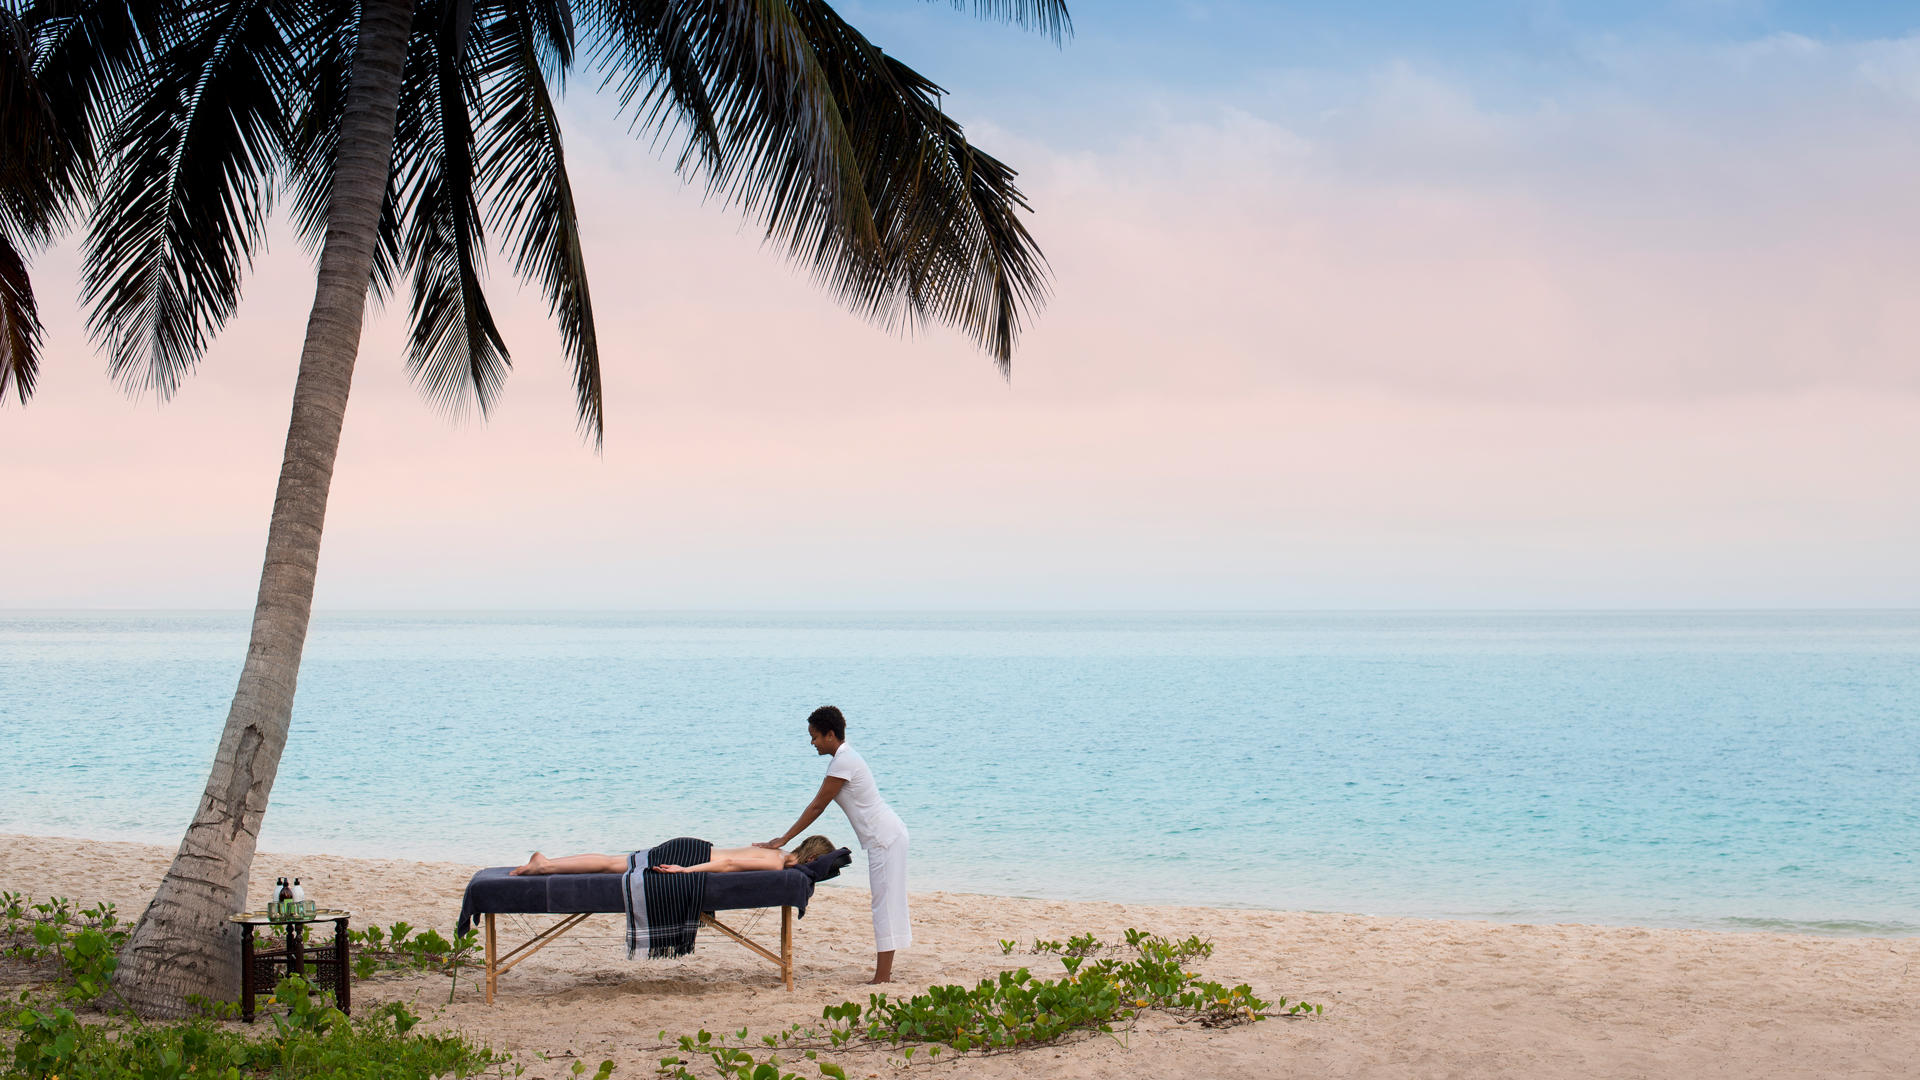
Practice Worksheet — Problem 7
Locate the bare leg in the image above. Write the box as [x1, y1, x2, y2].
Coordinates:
[870, 950, 895, 984]
[510, 853, 627, 876]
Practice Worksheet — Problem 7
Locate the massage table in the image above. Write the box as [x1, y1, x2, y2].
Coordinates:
[455, 848, 851, 1001]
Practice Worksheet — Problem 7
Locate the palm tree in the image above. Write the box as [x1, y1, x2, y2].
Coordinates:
[71, 0, 1067, 1016]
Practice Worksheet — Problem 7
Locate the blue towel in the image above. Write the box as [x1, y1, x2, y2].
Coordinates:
[624, 837, 711, 958]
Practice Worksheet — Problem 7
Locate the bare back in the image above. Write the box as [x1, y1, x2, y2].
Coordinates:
[709, 846, 789, 872]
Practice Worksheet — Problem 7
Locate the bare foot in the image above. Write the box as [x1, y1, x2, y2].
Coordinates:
[510, 852, 551, 876]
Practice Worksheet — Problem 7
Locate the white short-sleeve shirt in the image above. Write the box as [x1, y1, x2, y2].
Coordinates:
[826, 745, 907, 850]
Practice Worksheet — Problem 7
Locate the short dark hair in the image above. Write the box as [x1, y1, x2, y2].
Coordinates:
[807, 705, 845, 740]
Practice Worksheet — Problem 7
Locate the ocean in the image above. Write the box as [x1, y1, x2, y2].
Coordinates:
[1, 611, 1915, 935]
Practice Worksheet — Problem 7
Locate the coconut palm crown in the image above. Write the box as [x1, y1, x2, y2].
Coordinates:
[84, 0, 1066, 443]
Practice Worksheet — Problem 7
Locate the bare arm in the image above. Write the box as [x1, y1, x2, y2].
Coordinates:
[654, 858, 729, 874]
[758, 776, 846, 848]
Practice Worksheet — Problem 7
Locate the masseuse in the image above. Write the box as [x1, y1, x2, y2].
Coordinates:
[758, 705, 910, 983]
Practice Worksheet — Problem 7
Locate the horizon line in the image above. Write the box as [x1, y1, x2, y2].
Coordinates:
[6, 606, 1919, 616]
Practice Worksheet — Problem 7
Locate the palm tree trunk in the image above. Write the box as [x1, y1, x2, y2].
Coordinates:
[112, 0, 417, 1019]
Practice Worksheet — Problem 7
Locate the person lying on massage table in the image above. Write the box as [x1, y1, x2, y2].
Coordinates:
[508, 835, 837, 877]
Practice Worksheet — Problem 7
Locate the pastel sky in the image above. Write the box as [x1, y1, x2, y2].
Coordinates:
[8, 1, 1920, 609]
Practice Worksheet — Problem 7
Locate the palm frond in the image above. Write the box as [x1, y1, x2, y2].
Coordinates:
[1, 7, 62, 245]
[0, 230, 41, 403]
[0, 7, 52, 402]
[476, 2, 603, 446]
[583, 1, 877, 252]
[722, 0, 1049, 368]
[3, 1, 177, 402]
[577, 1, 1049, 369]
[699, 0, 880, 252]
[803, 3, 1047, 367]
[926, 0, 1070, 43]
[12, 0, 180, 238]
[525, 0, 574, 87]
[80, 0, 307, 399]
[393, 0, 510, 419]
[578, 1, 722, 175]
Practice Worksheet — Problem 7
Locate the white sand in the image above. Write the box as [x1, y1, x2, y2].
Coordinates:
[3, 834, 1915, 1079]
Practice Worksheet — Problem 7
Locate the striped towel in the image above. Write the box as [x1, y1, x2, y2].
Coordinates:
[624, 837, 711, 959]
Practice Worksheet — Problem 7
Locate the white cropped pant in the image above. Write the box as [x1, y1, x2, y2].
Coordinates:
[865, 834, 911, 952]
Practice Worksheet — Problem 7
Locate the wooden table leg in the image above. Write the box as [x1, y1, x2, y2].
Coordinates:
[484, 913, 498, 1004]
[240, 924, 256, 1023]
[334, 917, 351, 1014]
[780, 906, 794, 991]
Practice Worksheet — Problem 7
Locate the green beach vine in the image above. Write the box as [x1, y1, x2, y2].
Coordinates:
[653, 929, 1320, 1080]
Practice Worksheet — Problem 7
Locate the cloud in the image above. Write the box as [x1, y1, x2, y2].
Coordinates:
[985, 32, 1920, 403]
[1855, 35, 1920, 101]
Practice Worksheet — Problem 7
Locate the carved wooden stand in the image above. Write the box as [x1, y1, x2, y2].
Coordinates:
[230, 910, 352, 1023]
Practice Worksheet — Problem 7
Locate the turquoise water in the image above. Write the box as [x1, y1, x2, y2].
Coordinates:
[2, 611, 1916, 935]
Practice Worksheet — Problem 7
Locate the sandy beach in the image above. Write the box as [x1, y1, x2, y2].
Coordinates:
[3, 833, 1914, 1079]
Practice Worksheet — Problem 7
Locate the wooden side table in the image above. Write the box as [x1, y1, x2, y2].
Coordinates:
[227, 909, 352, 1023]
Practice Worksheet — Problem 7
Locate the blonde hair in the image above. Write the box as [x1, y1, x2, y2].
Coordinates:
[790, 835, 836, 864]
